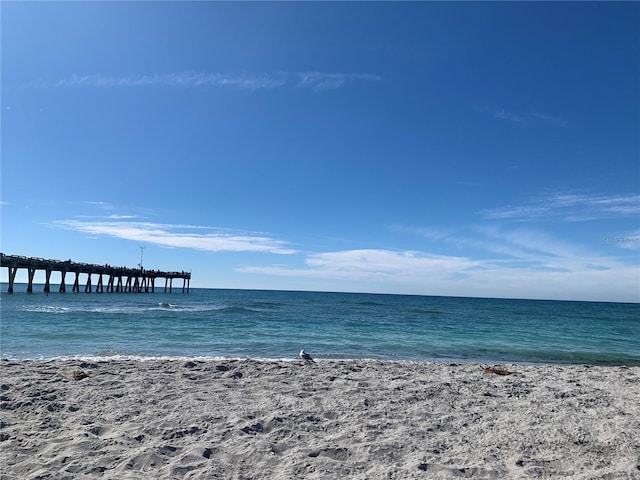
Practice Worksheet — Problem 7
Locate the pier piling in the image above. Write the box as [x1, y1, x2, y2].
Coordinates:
[1, 253, 191, 294]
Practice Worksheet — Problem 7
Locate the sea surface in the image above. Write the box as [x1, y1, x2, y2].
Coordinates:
[1, 286, 639, 365]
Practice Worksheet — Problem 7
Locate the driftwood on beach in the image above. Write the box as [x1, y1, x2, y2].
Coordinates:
[482, 365, 519, 376]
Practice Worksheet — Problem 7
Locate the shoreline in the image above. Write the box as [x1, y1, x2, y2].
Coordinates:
[2, 354, 640, 368]
[1, 359, 639, 479]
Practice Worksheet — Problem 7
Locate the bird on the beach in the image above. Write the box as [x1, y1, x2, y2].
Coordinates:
[299, 349, 315, 362]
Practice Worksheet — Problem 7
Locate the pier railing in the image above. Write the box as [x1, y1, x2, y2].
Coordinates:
[0, 253, 191, 294]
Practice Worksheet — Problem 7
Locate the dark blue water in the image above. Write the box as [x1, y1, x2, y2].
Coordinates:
[1, 286, 638, 365]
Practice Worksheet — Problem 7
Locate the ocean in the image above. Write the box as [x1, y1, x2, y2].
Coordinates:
[1, 286, 639, 366]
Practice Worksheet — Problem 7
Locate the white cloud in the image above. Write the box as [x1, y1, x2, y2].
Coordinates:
[236, 221, 639, 302]
[296, 72, 382, 92]
[238, 249, 479, 284]
[53, 72, 287, 90]
[305, 249, 477, 277]
[532, 112, 568, 127]
[482, 193, 640, 221]
[403, 223, 586, 266]
[53, 220, 296, 254]
[40, 71, 381, 92]
[391, 225, 455, 242]
[237, 245, 638, 302]
[602, 230, 640, 251]
[487, 107, 525, 123]
[475, 225, 577, 257]
[484, 106, 567, 127]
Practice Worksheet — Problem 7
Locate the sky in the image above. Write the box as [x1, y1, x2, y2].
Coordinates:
[1, 1, 639, 303]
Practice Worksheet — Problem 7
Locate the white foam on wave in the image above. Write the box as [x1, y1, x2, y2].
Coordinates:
[34, 354, 293, 363]
[20, 305, 70, 314]
[1, 353, 429, 365]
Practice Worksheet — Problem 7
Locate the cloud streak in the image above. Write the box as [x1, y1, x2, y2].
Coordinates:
[487, 107, 525, 123]
[532, 112, 568, 127]
[485, 106, 567, 127]
[49, 211, 638, 301]
[31, 71, 381, 92]
[295, 72, 381, 92]
[238, 249, 480, 283]
[53, 220, 296, 254]
[481, 193, 640, 221]
[237, 229, 639, 302]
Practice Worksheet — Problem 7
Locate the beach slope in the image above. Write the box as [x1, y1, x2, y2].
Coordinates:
[1, 359, 638, 479]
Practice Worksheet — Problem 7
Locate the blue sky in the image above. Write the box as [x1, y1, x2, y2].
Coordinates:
[2, 1, 639, 302]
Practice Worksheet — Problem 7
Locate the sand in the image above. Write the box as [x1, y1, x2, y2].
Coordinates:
[1, 359, 638, 479]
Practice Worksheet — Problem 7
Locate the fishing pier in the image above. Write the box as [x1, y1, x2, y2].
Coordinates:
[1, 254, 191, 294]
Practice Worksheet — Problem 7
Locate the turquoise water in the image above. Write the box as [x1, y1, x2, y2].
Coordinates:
[1, 286, 638, 365]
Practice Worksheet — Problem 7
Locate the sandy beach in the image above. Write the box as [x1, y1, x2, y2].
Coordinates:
[1, 359, 638, 479]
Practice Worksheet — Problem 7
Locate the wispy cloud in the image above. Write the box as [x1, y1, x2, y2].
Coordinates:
[239, 249, 479, 282]
[602, 230, 640, 251]
[532, 112, 568, 127]
[295, 72, 381, 92]
[487, 107, 525, 123]
[237, 227, 639, 301]
[403, 223, 609, 270]
[305, 249, 476, 277]
[391, 225, 455, 242]
[81, 201, 150, 220]
[237, 248, 638, 302]
[482, 193, 640, 221]
[51, 72, 286, 90]
[53, 220, 296, 254]
[466, 225, 594, 266]
[455, 181, 482, 187]
[31, 71, 381, 92]
[484, 106, 567, 127]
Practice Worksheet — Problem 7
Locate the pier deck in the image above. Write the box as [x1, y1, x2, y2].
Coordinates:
[1, 253, 191, 294]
